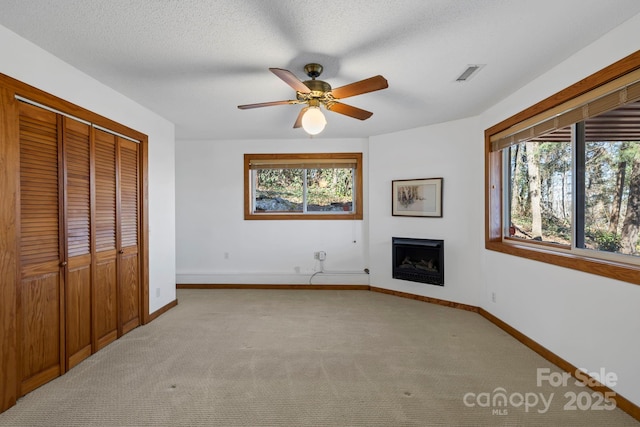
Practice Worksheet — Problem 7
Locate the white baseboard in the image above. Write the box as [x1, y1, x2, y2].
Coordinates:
[176, 272, 370, 285]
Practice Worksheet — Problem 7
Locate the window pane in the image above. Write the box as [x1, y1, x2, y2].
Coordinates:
[253, 168, 303, 212]
[306, 168, 353, 212]
[244, 153, 363, 220]
[580, 107, 640, 256]
[507, 127, 572, 244]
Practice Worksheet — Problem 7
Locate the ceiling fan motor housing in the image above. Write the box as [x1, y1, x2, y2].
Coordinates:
[304, 63, 323, 78]
[299, 63, 332, 101]
[302, 79, 331, 93]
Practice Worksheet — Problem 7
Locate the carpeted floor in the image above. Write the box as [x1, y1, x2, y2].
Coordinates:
[0, 289, 637, 426]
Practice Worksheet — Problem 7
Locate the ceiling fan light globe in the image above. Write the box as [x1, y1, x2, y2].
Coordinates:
[301, 107, 327, 135]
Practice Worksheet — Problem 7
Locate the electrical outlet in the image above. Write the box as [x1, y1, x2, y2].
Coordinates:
[156, 288, 161, 298]
[318, 251, 326, 261]
[491, 292, 496, 303]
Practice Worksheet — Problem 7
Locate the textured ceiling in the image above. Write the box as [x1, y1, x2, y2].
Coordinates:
[1, 0, 640, 140]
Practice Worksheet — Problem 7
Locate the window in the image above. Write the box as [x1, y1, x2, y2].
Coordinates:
[486, 50, 640, 285]
[506, 109, 640, 258]
[244, 153, 363, 220]
[506, 129, 573, 246]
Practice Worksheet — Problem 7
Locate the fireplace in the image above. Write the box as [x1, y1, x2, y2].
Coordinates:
[392, 237, 444, 286]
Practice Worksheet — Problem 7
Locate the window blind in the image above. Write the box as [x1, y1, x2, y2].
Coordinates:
[248, 157, 358, 170]
[490, 68, 640, 151]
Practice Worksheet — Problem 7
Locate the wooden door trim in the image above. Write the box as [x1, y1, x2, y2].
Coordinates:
[0, 74, 147, 142]
[140, 137, 149, 324]
[0, 87, 19, 412]
[13, 95, 23, 405]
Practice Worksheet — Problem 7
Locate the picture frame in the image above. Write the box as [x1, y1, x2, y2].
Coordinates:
[392, 177, 443, 217]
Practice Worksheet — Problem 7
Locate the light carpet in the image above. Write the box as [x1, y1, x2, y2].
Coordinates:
[0, 289, 637, 426]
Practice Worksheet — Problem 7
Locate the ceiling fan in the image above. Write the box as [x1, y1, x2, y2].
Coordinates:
[237, 63, 388, 135]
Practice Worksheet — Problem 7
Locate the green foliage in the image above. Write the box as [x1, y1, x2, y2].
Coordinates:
[256, 167, 353, 208]
[257, 168, 303, 192]
[587, 229, 621, 252]
[541, 210, 571, 240]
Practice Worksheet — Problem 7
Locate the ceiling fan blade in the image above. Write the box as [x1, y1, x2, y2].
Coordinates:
[326, 102, 373, 120]
[293, 107, 308, 128]
[237, 100, 297, 109]
[269, 68, 311, 93]
[330, 75, 388, 99]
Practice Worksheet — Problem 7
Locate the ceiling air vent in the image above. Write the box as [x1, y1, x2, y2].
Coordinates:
[456, 64, 484, 82]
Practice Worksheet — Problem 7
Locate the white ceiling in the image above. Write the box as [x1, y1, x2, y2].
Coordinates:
[1, 0, 640, 140]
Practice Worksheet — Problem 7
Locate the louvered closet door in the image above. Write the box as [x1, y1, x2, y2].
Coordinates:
[18, 102, 64, 395]
[93, 129, 118, 350]
[63, 117, 92, 370]
[117, 137, 140, 336]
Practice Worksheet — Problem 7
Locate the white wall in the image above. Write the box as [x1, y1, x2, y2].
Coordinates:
[0, 25, 176, 314]
[368, 118, 484, 306]
[367, 12, 640, 409]
[176, 138, 369, 285]
[477, 14, 640, 407]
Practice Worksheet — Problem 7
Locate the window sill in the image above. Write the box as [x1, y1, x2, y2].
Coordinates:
[245, 212, 363, 220]
[486, 240, 640, 286]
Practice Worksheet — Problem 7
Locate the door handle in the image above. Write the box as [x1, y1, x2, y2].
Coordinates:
[119, 249, 124, 254]
[60, 261, 67, 267]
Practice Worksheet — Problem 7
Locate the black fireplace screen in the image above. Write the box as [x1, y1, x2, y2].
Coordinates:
[392, 237, 444, 286]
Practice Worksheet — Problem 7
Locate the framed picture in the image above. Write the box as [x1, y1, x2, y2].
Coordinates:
[392, 178, 443, 217]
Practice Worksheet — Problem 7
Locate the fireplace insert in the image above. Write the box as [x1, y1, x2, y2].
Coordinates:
[392, 237, 444, 286]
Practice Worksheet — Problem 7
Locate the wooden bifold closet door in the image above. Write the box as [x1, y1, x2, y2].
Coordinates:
[18, 102, 64, 395]
[63, 116, 92, 370]
[17, 101, 141, 395]
[117, 137, 141, 336]
[93, 129, 118, 351]
[93, 129, 141, 344]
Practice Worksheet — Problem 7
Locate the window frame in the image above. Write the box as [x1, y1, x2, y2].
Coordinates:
[485, 50, 640, 286]
[244, 152, 363, 220]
